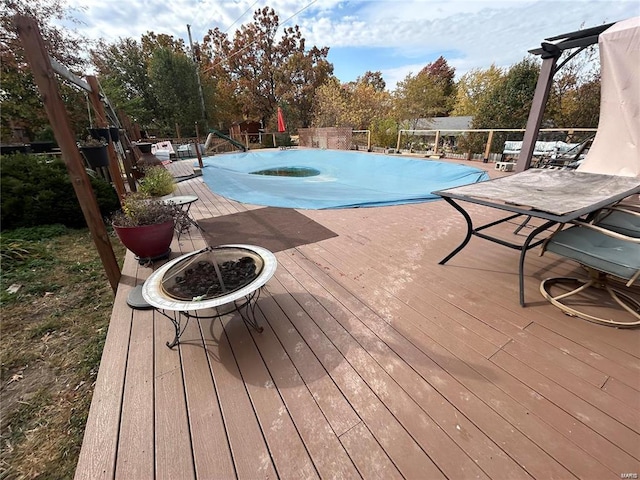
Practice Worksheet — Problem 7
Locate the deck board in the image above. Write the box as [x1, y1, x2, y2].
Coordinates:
[76, 157, 640, 480]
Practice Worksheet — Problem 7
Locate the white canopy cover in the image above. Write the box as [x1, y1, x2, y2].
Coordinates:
[578, 16, 640, 177]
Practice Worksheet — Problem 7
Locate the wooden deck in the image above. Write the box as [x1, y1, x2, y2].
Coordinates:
[75, 158, 639, 480]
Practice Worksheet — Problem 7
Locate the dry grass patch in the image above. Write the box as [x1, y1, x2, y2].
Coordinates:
[1, 226, 125, 479]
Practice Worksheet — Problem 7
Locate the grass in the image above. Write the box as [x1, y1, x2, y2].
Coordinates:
[0, 225, 126, 479]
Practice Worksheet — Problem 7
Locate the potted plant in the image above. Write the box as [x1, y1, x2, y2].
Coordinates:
[111, 193, 187, 262]
[79, 136, 109, 168]
[88, 127, 111, 143]
[138, 165, 176, 197]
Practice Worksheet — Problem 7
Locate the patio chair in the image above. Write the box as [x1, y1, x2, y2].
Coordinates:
[593, 205, 640, 237]
[540, 207, 640, 327]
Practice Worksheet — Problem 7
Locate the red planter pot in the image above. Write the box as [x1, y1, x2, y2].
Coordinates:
[113, 220, 175, 260]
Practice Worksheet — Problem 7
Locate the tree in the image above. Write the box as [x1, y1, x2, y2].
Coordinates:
[311, 77, 350, 127]
[419, 56, 456, 112]
[148, 47, 203, 136]
[141, 32, 187, 58]
[90, 38, 159, 128]
[472, 57, 540, 129]
[545, 47, 600, 130]
[370, 117, 398, 149]
[278, 44, 333, 128]
[1, 0, 89, 141]
[358, 71, 386, 92]
[468, 57, 540, 153]
[202, 7, 332, 129]
[452, 65, 504, 117]
[311, 75, 391, 130]
[394, 73, 444, 129]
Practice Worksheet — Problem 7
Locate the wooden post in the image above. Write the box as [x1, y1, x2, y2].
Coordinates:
[433, 130, 441, 154]
[14, 15, 121, 293]
[194, 123, 204, 168]
[175, 123, 181, 139]
[483, 130, 494, 163]
[515, 54, 559, 172]
[86, 76, 126, 200]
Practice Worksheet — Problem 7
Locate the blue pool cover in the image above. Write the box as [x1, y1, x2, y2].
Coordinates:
[200, 149, 489, 209]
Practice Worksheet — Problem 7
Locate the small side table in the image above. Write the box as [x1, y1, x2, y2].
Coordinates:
[164, 195, 201, 237]
[142, 244, 277, 348]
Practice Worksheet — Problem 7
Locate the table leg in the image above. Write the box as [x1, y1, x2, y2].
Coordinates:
[176, 203, 203, 239]
[518, 220, 557, 306]
[438, 197, 473, 265]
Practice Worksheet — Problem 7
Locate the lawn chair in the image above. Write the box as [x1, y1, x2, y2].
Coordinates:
[538, 17, 640, 327]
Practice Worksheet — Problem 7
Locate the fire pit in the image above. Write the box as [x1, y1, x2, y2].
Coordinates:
[142, 244, 277, 348]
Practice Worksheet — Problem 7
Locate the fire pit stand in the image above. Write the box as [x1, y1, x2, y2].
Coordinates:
[142, 244, 277, 348]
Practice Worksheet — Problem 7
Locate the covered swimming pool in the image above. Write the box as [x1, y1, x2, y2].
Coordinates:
[200, 149, 489, 209]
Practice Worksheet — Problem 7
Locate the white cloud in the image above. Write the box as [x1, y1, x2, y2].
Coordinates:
[58, 0, 639, 88]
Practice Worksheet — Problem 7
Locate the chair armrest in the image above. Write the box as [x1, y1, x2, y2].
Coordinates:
[608, 205, 640, 217]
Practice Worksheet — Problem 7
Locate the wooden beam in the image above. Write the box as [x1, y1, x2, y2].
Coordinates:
[86, 76, 126, 199]
[515, 56, 559, 172]
[14, 15, 121, 293]
[49, 56, 91, 92]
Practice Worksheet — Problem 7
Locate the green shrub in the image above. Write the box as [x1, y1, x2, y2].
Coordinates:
[0, 154, 120, 231]
[138, 166, 175, 197]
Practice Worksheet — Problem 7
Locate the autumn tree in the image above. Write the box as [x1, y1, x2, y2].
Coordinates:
[278, 44, 333, 128]
[393, 57, 456, 129]
[393, 73, 442, 129]
[545, 47, 600, 131]
[311, 73, 391, 131]
[358, 71, 386, 91]
[312, 77, 350, 127]
[1, 0, 89, 141]
[370, 117, 398, 149]
[452, 64, 504, 117]
[202, 7, 332, 130]
[418, 56, 456, 113]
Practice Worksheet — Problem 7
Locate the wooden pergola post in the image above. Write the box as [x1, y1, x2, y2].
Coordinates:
[14, 15, 121, 293]
[515, 55, 559, 172]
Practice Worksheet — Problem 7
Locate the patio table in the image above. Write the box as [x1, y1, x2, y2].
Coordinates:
[433, 169, 640, 306]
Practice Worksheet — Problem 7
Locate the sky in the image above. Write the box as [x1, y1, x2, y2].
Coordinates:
[60, 0, 639, 89]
